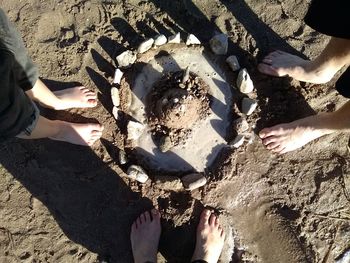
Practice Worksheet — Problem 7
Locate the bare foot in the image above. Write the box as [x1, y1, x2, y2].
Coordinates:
[50, 121, 104, 146]
[258, 50, 338, 84]
[130, 209, 161, 263]
[191, 210, 225, 263]
[259, 115, 332, 154]
[53, 86, 97, 110]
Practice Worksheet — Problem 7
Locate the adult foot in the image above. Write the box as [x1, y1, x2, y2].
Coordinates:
[131, 209, 161, 263]
[258, 50, 338, 84]
[53, 86, 97, 110]
[259, 114, 332, 154]
[191, 209, 225, 263]
[50, 121, 104, 146]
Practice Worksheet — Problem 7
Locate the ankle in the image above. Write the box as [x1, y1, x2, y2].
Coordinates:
[49, 120, 68, 139]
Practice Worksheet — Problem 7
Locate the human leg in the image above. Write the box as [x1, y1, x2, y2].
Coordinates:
[17, 115, 104, 146]
[191, 210, 225, 263]
[258, 37, 350, 84]
[26, 79, 97, 110]
[130, 209, 161, 263]
[259, 100, 350, 154]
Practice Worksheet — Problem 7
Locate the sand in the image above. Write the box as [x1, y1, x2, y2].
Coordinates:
[0, 0, 349, 262]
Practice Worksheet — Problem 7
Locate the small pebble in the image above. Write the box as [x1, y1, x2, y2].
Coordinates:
[181, 173, 207, 190]
[182, 66, 190, 83]
[138, 38, 154, 53]
[116, 50, 136, 68]
[179, 83, 186, 89]
[336, 249, 350, 263]
[209, 33, 228, 55]
[127, 121, 145, 140]
[237, 68, 254, 94]
[241, 97, 258, 116]
[233, 117, 249, 133]
[126, 165, 148, 183]
[113, 68, 123, 84]
[112, 106, 119, 120]
[229, 134, 245, 148]
[168, 32, 181, 44]
[226, 55, 240, 71]
[154, 34, 167, 46]
[186, 34, 201, 45]
[119, 150, 128, 164]
[154, 175, 183, 191]
[159, 136, 172, 153]
[111, 87, 120, 106]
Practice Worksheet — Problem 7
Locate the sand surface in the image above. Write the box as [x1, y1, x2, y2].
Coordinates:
[0, 0, 349, 262]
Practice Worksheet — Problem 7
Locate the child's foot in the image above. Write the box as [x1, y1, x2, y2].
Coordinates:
[130, 209, 161, 263]
[50, 121, 104, 146]
[53, 86, 97, 110]
[191, 210, 225, 263]
[258, 50, 338, 84]
[259, 114, 331, 154]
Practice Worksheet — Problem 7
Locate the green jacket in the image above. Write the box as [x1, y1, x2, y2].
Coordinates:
[0, 8, 38, 140]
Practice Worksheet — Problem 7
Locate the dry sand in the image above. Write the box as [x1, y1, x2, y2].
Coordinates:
[0, 0, 349, 262]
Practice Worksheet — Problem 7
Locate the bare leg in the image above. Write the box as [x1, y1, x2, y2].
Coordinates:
[259, 101, 350, 154]
[130, 209, 161, 263]
[26, 79, 97, 110]
[258, 37, 350, 84]
[17, 115, 104, 146]
[191, 209, 225, 263]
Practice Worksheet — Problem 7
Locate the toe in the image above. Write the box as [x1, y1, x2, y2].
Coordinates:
[259, 128, 274, 138]
[209, 214, 216, 226]
[262, 58, 272, 64]
[279, 148, 289, 154]
[257, 63, 279, 76]
[141, 213, 146, 223]
[200, 209, 211, 226]
[215, 217, 219, 226]
[266, 142, 280, 150]
[272, 145, 285, 153]
[91, 130, 103, 136]
[87, 99, 97, 107]
[262, 136, 277, 145]
[151, 209, 160, 221]
[131, 222, 137, 232]
[144, 211, 151, 222]
[137, 216, 142, 226]
[85, 92, 97, 98]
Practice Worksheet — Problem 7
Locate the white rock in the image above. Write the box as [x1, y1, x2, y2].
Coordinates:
[336, 249, 350, 263]
[116, 50, 136, 68]
[119, 150, 128, 165]
[168, 32, 181, 44]
[186, 34, 201, 45]
[233, 117, 249, 133]
[241, 97, 258, 116]
[237, 68, 254, 94]
[154, 34, 167, 46]
[127, 121, 145, 141]
[113, 68, 124, 84]
[226, 55, 240, 71]
[126, 165, 148, 183]
[111, 87, 120, 107]
[209, 33, 228, 55]
[229, 134, 245, 148]
[182, 66, 190, 83]
[181, 173, 207, 190]
[112, 106, 119, 120]
[137, 38, 154, 53]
